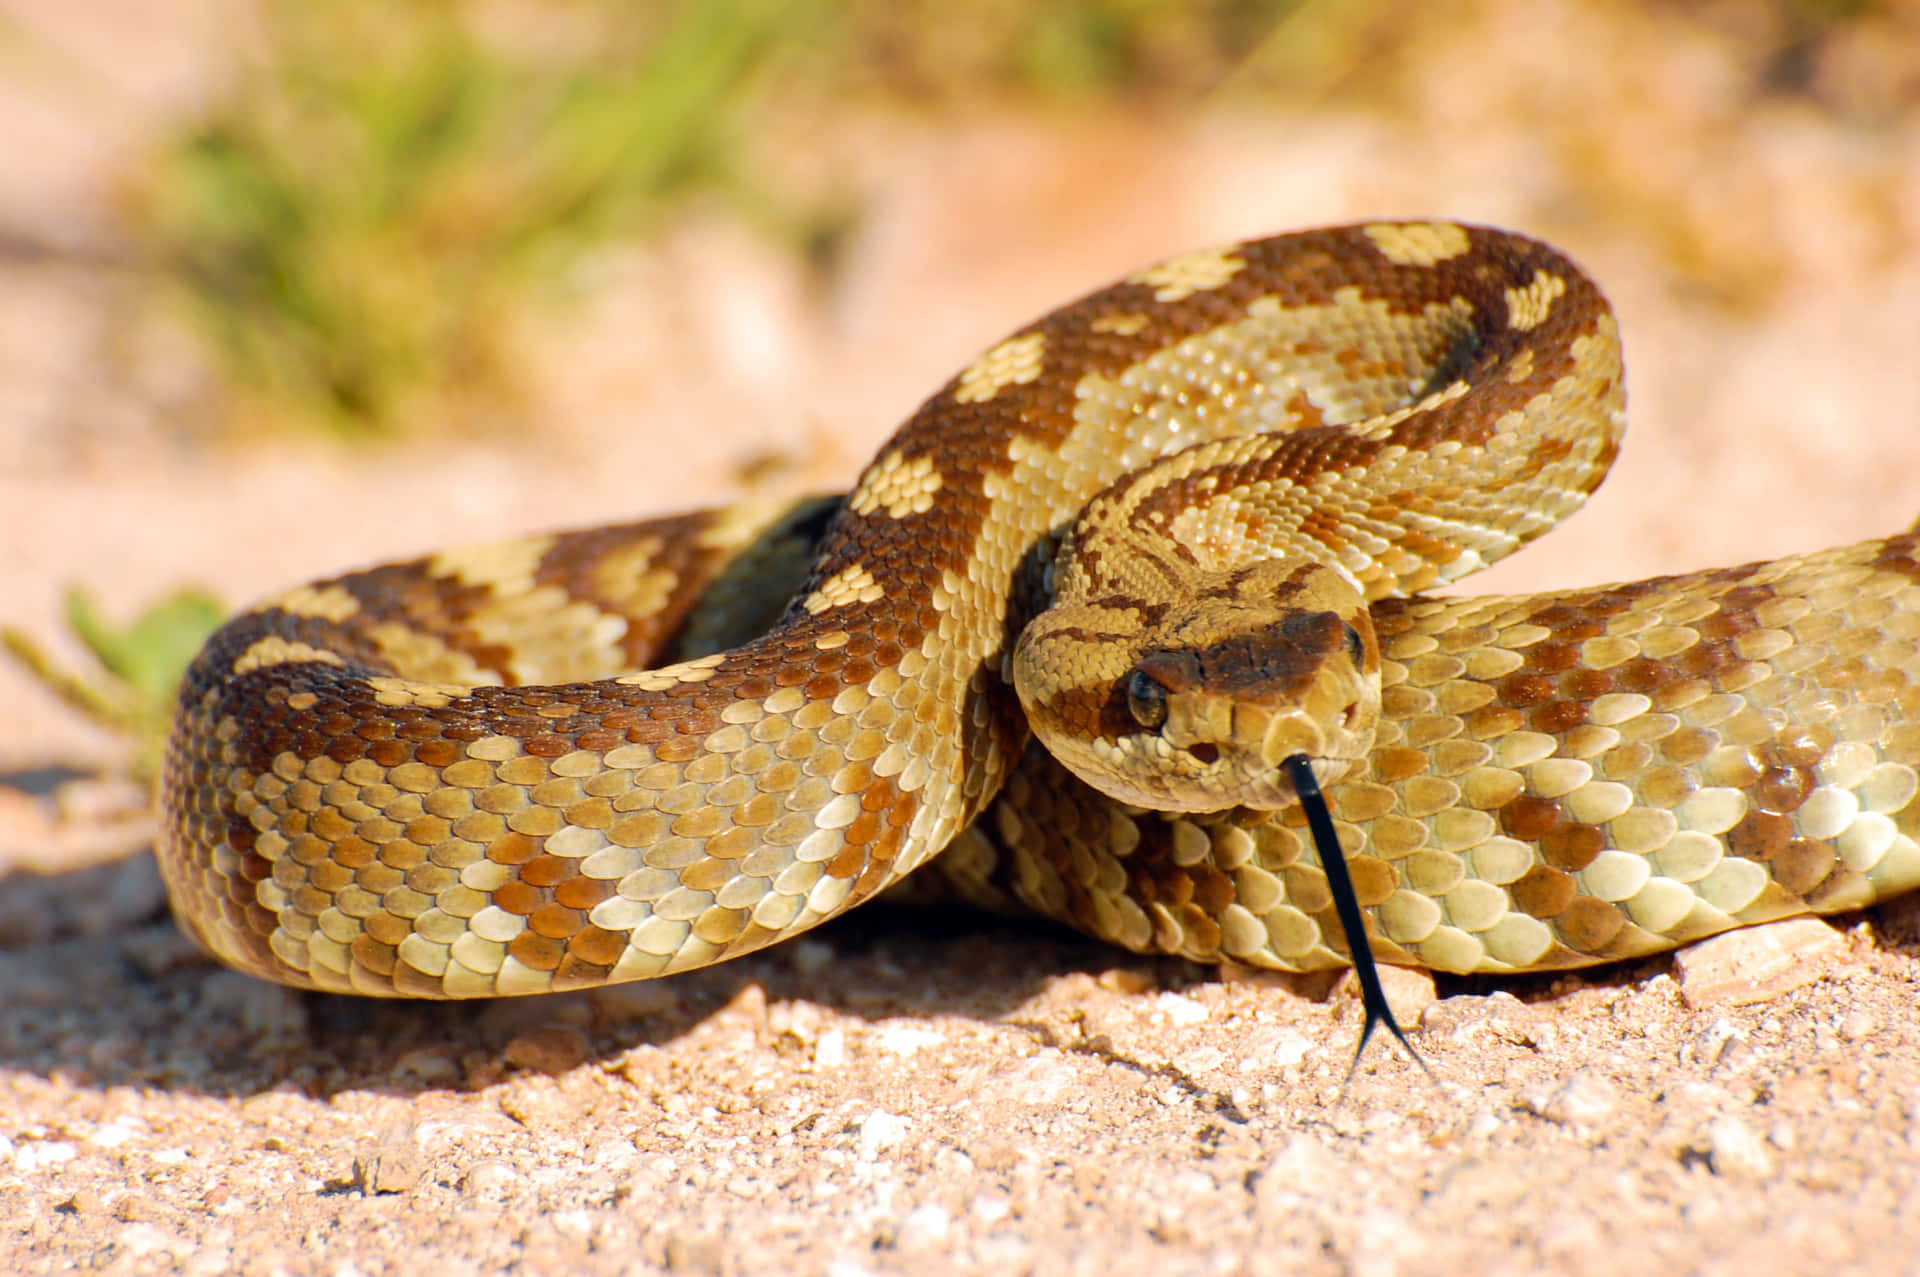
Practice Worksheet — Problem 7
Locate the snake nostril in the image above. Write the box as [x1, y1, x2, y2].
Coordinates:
[1189, 743, 1219, 765]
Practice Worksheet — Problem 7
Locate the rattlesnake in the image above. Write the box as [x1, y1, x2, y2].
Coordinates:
[158, 222, 1920, 998]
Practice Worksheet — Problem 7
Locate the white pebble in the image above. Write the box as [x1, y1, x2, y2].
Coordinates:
[1155, 993, 1209, 1024]
[1702, 1116, 1774, 1179]
[857, 1110, 908, 1161]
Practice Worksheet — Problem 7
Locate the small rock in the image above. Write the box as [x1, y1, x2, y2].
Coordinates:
[14, 1140, 77, 1172]
[391, 1046, 462, 1087]
[1374, 964, 1440, 1022]
[1097, 966, 1155, 994]
[813, 1027, 847, 1070]
[1837, 1009, 1877, 1041]
[503, 1025, 591, 1075]
[496, 1075, 577, 1126]
[1153, 992, 1210, 1025]
[1685, 1018, 1748, 1069]
[353, 1144, 424, 1194]
[114, 1194, 161, 1223]
[1674, 918, 1846, 1007]
[1697, 1115, 1774, 1179]
[1520, 1070, 1619, 1126]
[461, 1160, 519, 1198]
[59, 1188, 104, 1215]
[586, 1137, 639, 1172]
[856, 1110, 908, 1161]
[1418, 991, 1532, 1044]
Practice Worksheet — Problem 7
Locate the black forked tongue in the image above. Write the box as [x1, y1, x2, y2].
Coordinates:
[1281, 753, 1434, 1085]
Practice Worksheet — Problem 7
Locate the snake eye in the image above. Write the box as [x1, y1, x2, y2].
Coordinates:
[1342, 620, 1366, 667]
[1124, 668, 1169, 731]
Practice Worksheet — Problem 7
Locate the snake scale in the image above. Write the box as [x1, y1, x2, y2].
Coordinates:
[159, 222, 1920, 1000]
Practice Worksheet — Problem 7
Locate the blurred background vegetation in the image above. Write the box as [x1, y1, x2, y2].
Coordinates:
[104, 0, 1897, 442]
[128, 0, 1319, 441]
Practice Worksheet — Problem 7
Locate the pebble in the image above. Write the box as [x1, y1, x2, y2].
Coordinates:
[391, 1046, 462, 1087]
[1685, 1017, 1748, 1069]
[115, 1194, 161, 1223]
[1096, 966, 1155, 994]
[586, 1137, 639, 1172]
[1520, 1071, 1620, 1126]
[1674, 919, 1846, 1007]
[461, 1159, 520, 1198]
[353, 1145, 424, 1194]
[813, 1027, 847, 1070]
[1232, 1025, 1314, 1073]
[86, 1120, 139, 1149]
[1153, 993, 1209, 1025]
[13, 1140, 77, 1172]
[496, 1076, 577, 1126]
[60, 1188, 104, 1215]
[969, 1190, 1013, 1225]
[502, 1025, 592, 1075]
[856, 1110, 908, 1161]
[1837, 1009, 1877, 1041]
[1698, 1115, 1774, 1179]
[1418, 991, 1532, 1043]
[1374, 964, 1440, 1021]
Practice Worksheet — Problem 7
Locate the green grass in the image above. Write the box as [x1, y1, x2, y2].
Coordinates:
[131, 0, 1305, 441]
[2, 587, 227, 780]
[139, 0, 810, 438]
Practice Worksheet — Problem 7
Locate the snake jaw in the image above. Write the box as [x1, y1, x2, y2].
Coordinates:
[1145, 664, 1378, 811]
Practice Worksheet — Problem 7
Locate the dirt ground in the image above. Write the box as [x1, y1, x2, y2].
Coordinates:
[6, 2, 1920, 1273]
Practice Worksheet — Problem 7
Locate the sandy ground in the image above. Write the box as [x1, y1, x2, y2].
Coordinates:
[6, 1, 1920, 1272]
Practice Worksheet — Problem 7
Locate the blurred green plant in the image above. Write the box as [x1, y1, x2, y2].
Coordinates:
[3, 587, 227, 779]
[130, 0, 1303, 442]
[138, 0, 809, 439]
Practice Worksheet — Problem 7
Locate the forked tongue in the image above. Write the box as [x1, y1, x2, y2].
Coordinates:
[1281, 753, 1434, 1086]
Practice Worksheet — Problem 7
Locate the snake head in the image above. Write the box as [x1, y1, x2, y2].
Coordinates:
[1013, 558, 1381, 812]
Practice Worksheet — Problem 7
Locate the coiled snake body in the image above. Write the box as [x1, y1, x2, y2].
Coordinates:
[159, 223, 1920, 998]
